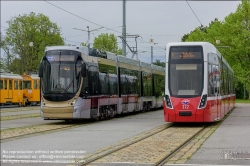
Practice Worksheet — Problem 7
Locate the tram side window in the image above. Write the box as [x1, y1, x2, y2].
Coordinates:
[142, 72, 152, 96]
[14, 80, 18, 90]
[220, 68, 224, 95]
[132, 77, 138, 94]
[127, 76, 134, 94]
[218, 58, 224, 95]
[120, 68, 128, 95]
[19, 80, 22, 90]
[134, 71, 141, 95]
[9, 80, 12, 90]
[232, 73, 234, 94]
[128, 71, 140, 95]
[23, 81, 31, 89]
[99, 73, 108, 94]
[4, 80, 7, 89]
[159, 75, 165, 96]
[231, 72, 234, 94]
[224, 64, 228, 95]
[229, 71, 233, 94]
[88, 70, 98, 95]
[34, 80, 37, 89]
[120, 75, 127, 94]
[213, 65, 219, 94]
[109, 74, 117, 95]
[208, 64, 214, 96]
[37, 80, 40, 89]
[228, 72, 230, 94]
[154, 74, 162, 97]
[0, 80, 3, 89]
[220, 63, 225, 95]
[81, 74, 88, 94]
[232, 74, 235, 94]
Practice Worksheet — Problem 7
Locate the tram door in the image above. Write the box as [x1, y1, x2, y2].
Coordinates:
[209, 53, 220, 121]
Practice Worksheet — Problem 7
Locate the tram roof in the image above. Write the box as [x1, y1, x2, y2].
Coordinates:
[22, 74, 40, 80]
[0, 73, 23, 79]
[45, 46, 165, 72]
[166, 42, 213, 46]
[45, 46, 89, 55]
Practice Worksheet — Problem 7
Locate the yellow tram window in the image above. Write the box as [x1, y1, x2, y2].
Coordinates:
[34, 80, 37, 89]
[23, 81, 31, 89]
[0, 80, 3, 89]
[19, 80, 22, 90]
[37, 80, 40, 89]
[14, 80, 18, 90]
[9, 80, 12, 90]
[4, 80, 7, 89]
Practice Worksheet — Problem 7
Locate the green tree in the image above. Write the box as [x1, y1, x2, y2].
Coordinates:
[181, 0, 250, 99]
[93, 33, 122, 55]
[153, 59, 165, 68]
[0, 35, 13, 71]
[222, 0, 250, 95]
[0, 58, 8, 72]
[4, 12, 64, 74]
[181, 24, 208, 42]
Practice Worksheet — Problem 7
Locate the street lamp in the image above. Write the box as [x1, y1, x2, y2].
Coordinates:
[73, 26, 103, 51]
[29, 42, 34, 73]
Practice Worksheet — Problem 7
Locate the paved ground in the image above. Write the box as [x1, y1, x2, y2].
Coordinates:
[186, 103, 250, 165]
[1, 109, 167, 166]
[0, 118, 61, 130]
[1, 103, 250, 166]
[1, 110, 40, 116]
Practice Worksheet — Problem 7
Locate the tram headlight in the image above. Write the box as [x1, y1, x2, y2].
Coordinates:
[199, 94, 207, 109]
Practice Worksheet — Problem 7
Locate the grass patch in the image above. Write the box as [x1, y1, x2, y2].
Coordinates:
[236, 99, 250, 104]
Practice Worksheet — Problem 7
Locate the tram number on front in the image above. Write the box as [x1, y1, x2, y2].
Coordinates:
[182, 104, 189, 109]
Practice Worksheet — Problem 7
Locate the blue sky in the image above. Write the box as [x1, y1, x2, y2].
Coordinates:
[1, 1, 241, 63]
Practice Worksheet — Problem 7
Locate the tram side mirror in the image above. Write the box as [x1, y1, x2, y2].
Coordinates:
[81, 63, 87, 77]
[38, 63, 43, 77]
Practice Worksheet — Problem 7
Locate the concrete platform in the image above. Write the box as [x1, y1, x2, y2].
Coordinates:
[185, 103, 250, 165]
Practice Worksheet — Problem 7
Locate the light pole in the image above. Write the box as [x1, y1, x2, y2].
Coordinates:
[73, 26, 103, 52]
[29, 42, 33, 73]
[122, 0, 126, 57]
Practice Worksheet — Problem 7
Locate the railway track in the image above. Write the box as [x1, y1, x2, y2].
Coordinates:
[77, 122, 220, 166]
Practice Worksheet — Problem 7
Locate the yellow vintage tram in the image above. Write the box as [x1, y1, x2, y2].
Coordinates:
[22, 73, 40, 106]
[0, 72, 25, 106]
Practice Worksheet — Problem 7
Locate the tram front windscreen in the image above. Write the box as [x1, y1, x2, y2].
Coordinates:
[168, 46, 204, 98]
